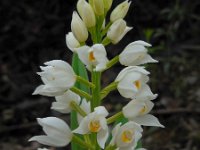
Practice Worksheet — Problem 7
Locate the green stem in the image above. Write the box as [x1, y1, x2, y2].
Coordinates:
[91, 71, 101, 111]
[107, 112, 123, 124]
[102, 37, 111, 46]
[70, 101, 87, 117]
[76, 76, 95, 89]
[72, 135, 94, 149]
[70, 87, 92, 101]
[105, 145, 117, 150]
[100, 81, 118, 100]
[105, 55, 119, 71]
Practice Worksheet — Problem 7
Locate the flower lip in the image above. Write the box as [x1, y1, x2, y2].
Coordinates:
[121, 130, 134, 143]
[88, 119, 101, 132]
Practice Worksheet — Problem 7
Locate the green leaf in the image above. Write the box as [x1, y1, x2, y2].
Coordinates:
[71, 53, 89, 150]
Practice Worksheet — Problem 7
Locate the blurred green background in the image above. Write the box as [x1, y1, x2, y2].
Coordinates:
[0, 0, 199, 149]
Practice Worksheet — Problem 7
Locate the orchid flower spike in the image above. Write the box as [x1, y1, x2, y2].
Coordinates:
[29, 117, 72, 147]
[75, 44, 109, 71]
[33, 60, 76, 97]
[73, 106, 109, 149]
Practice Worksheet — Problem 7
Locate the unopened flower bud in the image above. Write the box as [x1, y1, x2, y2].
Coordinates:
[77, 0, 96, 28]
[110, 0, 131, 22]
[103, 0, 113, 12]
[107, 19, 132, 44]
[93, 0, 104, 16]
[71, 11, 88, 43]
[66, 32, 80, 52]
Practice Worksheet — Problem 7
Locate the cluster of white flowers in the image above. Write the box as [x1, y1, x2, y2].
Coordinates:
[30, 0, 164, 150]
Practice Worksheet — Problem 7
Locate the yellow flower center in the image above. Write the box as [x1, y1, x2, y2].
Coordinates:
[134, 80, 141, 89]
[139, 105, 147, 115]
[89, 120, 101, 133]
[121, 130, 134, 143]
[89, 52, 95, 62]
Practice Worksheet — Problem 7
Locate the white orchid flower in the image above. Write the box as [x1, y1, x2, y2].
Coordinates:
[66, 32, 80, 52]
[110, 121, 143, 150]
[119, 40, 158, 66]
[29, 117, 72, 147]
[33, 60, 76, 97]
[110, 0, 131, 22]
[77, 0, 96, 28]
[107, 19, 132, 44]
[71, 11, 88, 43]
[115, 66, 150, 99]
[75, 44, 109, 71]
[51, 90, 81, 113]
[123, 96, 164, 128]
[73, 106, 109, 149]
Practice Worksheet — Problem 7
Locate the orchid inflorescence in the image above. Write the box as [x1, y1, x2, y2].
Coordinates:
[29, 0, 164, 150]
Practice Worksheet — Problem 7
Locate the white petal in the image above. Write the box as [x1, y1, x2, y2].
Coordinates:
[115, 26, 132, 44]
[66, 32, 80, 52]
[94, 106, 109, 117]
[32, 85, 65, 96]
[97, 127, 109, 148]
[130, 40, 151, 47]
[73, 116, 90, 134]
[131, 114, 164, 128]
[135, 85, 158, 101]
[29, 135, 68, 147]
[110, 123, 121, 145]
[51, 102, 71, 113]
[76, 45, 91, 69]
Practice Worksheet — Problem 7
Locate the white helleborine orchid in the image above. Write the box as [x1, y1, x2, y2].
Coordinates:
[119, 40, 158, 66]
[75, 44, 109, 71]
[110, 121, 143, 150]
[33, 60, 76, 97]
[123, 96, 164, 128]
[77, 0, 96, 28]
[73, 106, 109, 149]
[115, 66, 150, 99]
[107, 19, 132, 44]
[66, 32, 80, 52]
[71, 11, 88, 43]
[29, 117, 72, 147]
[51, 90, 80, 113]
[110, 0, 131, 22]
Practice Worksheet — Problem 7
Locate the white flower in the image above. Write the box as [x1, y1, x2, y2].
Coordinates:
[77, 98, 91, 123]
[71, 11, 88, 43]
[93, 0, 104, 16]
[51, 90, 81, 113]
[110, 121, 143, 150]
[33, 60, 76, 97]
[77, 0, 96, 28]
[110, 0, 131, 22]
[123, 96, 164, 128]
[73, 106, 109, 149]
[29, 117, 72, 147]
[75, 44, 109, 71]
[115, 66, 150, 99]
[66, 32, 80, 52]
[119, 41, 158, 66]
[107, 19, 132, 44]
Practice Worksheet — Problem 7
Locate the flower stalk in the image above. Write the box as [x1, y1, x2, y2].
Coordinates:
[107, 111, 123, 124]
[76, 75, 95, 89]
[72, 135, 94, 149]
[101, 81, 118, 100]
[70, 101, 87, 117]
[70, 87, 92, 100]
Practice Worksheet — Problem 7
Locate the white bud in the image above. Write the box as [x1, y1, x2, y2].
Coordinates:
[71, 11, 88, 43]
[110, 0, 131, 22]
[93, 0, 104, 16]
[107, 19, 132, 44]
[77, 0, 96, 28]
[66, 32, 80, 52]
[103, 0, 113, 11]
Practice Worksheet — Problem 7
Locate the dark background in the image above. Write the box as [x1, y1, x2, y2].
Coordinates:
[0, 0, 200, 149]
